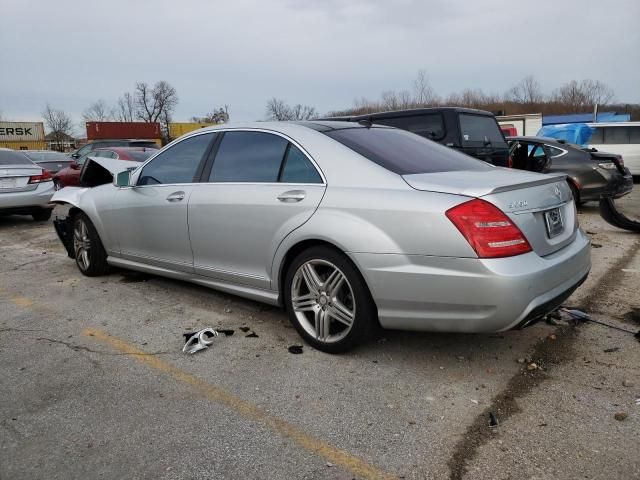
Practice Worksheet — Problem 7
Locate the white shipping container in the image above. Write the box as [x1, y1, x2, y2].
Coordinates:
[496, 114, 543, 137]
[0, 122, 45, 142]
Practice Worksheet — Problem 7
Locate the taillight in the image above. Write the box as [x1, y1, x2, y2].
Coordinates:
[445, 199, 532, 258]
[28, 170, 53, 184]
[507, 155, 513, 168]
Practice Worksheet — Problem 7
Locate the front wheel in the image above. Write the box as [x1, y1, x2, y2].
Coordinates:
[73, 213, 109, 276]
[284, 246, 377, 353]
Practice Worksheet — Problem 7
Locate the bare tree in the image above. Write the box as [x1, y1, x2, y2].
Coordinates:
[42, 104, 74, 152]
[551, 79, 614, 109]
[116, 92, 136, 122]
[265, 98, 316, 120]
[82, 99, 114, 122]
[135, 81, 179, 123]
[190, 105, 230, 124]
[413, 70, 438, 105]
[506, 75, 544, 104]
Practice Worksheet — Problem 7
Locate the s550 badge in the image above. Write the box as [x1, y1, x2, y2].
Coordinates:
[508, 200, 528, 209]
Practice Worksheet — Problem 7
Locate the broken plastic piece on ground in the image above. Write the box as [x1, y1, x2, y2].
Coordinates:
[245, 331, 259, 338]
[182, 328, 219, 354]
[603, 347, 620, 353]
[288, 345, 303, 354]
[217, 329, 235, 336]
[239, 326, 250, 333]
[488, 412, 499, 428]
[558, 307, 640, 341]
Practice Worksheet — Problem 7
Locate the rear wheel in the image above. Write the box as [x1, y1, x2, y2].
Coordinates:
[284, 246, 377, 353]
[32, 209, 52, 221]
[73, 213, 109, 276]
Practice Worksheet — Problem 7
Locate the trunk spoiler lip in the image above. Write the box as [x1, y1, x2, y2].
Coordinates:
[402, 170, 567, 198]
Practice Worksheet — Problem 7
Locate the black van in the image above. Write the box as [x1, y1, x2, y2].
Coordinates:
[322, 107, 511, 167]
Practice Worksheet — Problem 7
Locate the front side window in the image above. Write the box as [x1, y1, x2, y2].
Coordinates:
[374, 114, 445, 140]
[459, 114, 507, 147]
[138, 133, 214, 185]
[324, 127, 491, 175]
[280, 145, 322, 183]
[209, 131, 288, 182]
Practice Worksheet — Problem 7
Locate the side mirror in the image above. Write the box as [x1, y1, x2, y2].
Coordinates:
[71, 153, 80, 159]
[114, 170, 132, 188]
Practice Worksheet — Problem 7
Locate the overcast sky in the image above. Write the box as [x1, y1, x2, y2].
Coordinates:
[1, 0, 639, 130]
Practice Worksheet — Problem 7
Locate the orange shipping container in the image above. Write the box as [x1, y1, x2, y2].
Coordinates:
[86, 122, 161, 140]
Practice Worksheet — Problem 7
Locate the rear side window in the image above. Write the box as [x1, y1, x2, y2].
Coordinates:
[324, 127, 491, 175]
[138, 133, 214, 185]
[459, 114, 507, 146]
[210, 131, 288, 182]
[280, 145, 322, 183]
[0, 150, 33, 166]
[547, 146, 566, 157]
[373, 114, 445, 140]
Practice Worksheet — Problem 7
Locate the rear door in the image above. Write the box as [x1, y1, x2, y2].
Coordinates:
[188, 130, 326, 289]
[457, 113, 510, 166]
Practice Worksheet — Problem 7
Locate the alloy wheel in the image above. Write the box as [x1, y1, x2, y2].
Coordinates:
[291, 259, 356, 343]
[73, 219, 91, 271]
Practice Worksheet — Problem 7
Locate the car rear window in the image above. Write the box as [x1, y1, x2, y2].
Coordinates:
[459, 114, 507, 147]
[23, 151, 68, 162]
[0, 150, 34, 166]
[323, 127, 492, 175]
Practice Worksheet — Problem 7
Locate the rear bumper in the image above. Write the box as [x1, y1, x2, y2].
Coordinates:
[0, 182, 55, 213]
[582, 167, 633, 201]
[349, 228, 591, 333]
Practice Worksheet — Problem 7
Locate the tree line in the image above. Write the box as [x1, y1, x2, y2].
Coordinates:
[327, 71, 640, 119]
[35, 73, 640, 151]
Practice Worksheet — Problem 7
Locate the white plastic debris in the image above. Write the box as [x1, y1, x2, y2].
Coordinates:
[182, 328, 219, 354]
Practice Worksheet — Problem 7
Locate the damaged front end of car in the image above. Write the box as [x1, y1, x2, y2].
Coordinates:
[51, 156, 140, 257]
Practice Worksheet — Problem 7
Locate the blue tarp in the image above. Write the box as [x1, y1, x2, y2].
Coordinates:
[543, 112, 630, 126]
[537, 123, 594, 146]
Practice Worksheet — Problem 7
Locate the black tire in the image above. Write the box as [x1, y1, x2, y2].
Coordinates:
[72, 213, 109, 276]
[32, 209, 52, 221]
[284, 245, 377, 353]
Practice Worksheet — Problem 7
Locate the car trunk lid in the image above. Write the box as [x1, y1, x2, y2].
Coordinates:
[0, 165, 41, 193]
[403, 169, 576, 257]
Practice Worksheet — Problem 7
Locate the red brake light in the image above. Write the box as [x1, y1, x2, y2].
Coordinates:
[28, 169, 53, 184]
[446, 199, 532, 258]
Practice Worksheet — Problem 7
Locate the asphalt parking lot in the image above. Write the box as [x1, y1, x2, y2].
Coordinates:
[1, 195, 639, 480]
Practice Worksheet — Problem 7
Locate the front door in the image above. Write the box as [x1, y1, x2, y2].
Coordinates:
[188, 131, 326, 289]
[109, 132, 216, 271]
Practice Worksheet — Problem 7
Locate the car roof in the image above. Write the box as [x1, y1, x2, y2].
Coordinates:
[94, 146, 157, 152]
[321, 106, 496, 121]
[190, 120, 392, 136]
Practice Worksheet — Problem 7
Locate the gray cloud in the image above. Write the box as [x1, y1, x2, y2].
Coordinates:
[1, 0, 638, 127]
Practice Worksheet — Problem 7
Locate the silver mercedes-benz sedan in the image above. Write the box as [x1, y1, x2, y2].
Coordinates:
[0, 148, 55, 221]
[51, 121, 590, 352]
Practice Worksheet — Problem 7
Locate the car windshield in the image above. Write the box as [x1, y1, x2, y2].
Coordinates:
[459, 114, 507, 147]
[0, 150, 34, 166]
[323, 127, 492, 175]
[125, 150, 156, 162]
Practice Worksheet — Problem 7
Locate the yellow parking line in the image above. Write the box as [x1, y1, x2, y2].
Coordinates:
[83, 328, 395, 480]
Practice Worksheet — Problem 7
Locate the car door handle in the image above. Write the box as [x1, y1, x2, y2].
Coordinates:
[277, 190, 306, 202]
[166, 191, 186, 202]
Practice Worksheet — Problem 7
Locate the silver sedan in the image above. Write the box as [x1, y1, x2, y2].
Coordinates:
[50, 122, 591, 352]
[0, 149, 55, 221]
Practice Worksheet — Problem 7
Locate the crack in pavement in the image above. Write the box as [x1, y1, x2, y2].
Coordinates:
[35, 337, 172, 356]
[446, 238, 640, 480]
